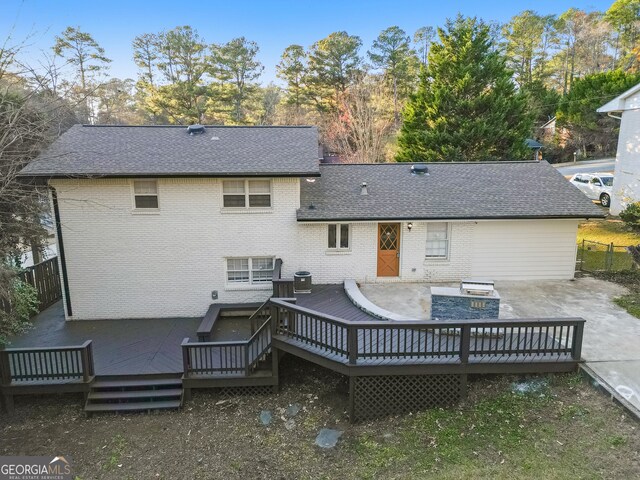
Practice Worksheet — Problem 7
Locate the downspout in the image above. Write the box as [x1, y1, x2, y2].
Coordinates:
[607, 112, 623, 121]
[50, 186, 72, 317]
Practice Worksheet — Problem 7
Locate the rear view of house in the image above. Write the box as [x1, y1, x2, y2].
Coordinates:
[19, 124, 603, 320]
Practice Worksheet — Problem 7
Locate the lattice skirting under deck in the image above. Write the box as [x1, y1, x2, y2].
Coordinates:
[349, 373, 467, 422]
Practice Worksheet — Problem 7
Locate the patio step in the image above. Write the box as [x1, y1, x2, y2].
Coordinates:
[84, 374, 183, 414]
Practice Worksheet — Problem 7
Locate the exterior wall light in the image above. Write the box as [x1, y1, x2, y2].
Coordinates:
[407, 222, 413, 231]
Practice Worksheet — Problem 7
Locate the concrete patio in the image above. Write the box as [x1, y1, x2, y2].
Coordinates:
[360, 277, 640, 418]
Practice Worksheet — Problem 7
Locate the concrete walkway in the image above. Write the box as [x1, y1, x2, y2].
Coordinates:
[360, 277, 640, 417]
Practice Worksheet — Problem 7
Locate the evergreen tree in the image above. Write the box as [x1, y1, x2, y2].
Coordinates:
[396, 15, 533, 162]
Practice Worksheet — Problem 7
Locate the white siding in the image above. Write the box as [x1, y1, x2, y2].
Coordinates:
[51, 177, 301, 320]
[611, 108, 640, 215]
[50, 178, 581, 319]
[470, 220, 579, 280]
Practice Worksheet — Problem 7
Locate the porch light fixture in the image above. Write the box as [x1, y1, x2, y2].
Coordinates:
[407, 222, 413, 231]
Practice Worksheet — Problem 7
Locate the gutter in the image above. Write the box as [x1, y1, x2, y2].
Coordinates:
[296, 214, 606, 223]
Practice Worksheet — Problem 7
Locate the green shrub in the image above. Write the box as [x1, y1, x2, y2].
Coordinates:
[0, 277, 39, 347]
[619, 202, 640, 232]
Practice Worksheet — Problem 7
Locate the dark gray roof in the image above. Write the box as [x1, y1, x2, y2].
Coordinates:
[19, 125, 320, 177]
[297, 161, 605, 221]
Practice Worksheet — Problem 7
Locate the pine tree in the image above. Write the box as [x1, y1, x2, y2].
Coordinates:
[396, 16, 533, 162]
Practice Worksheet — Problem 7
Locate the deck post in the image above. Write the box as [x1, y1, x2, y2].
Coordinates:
[80, 342, 93, 383]
[244, 345, 250, 377]
[571, 321, 584, 361]
[181, 338, 191, 376]
[1, 391, 14, 414]
[459, 325, 471, 364]
[348, 325, 358, 365]
[270, 304, 279, 335]
[0, 350, 11, 386]
[348, 377, 356, 422]
[271, 346, 280, 393]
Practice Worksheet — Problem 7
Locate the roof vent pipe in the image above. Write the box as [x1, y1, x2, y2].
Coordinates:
[187, 124, 206, 135]
[361, 182, 368, 195]
[411, 164, 428, 175]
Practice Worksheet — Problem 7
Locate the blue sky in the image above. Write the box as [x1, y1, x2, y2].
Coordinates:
[3, 0, 614, 84]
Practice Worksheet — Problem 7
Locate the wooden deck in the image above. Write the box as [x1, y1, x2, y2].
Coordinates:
[294, 284, 377, 322]
[7, 302, 200, 376]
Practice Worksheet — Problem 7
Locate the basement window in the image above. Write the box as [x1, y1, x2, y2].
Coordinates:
[328, 223, 350, 250]
[223, 180, 272, 208]
[226, 257, 274, 285]
[133, 180, 159, 209]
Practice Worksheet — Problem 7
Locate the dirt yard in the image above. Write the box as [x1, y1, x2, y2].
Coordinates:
[1, 358, 639, 480]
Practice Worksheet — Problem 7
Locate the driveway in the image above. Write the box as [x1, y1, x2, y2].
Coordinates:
[360, 277, 640, 416]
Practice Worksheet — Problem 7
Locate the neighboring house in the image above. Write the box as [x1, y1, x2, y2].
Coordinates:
[597, 82, 640, 215]
[19, 125, 603, 321]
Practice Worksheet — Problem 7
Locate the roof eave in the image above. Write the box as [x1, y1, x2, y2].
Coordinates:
[18, 171, 322, 180]
[296, 213, 606, 222]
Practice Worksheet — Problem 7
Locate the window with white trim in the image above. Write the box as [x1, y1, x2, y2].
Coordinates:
[133, 180, 159, 209]
[328, 223, 350, 250]
[222, 180, 271, 208]
[426, 222, 449, 257]
[226, 257, 274, 285]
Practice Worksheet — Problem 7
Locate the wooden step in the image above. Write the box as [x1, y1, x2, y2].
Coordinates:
[84, 399, 182, 413]
[91, 378, 182, 390]
[88, 388, 183, 401]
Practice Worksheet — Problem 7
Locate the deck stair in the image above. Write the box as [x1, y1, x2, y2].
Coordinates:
[84, 374, 183, 414]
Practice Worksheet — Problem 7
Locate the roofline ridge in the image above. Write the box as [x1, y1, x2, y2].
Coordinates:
[80, 124, 316, 129]
[319, 160, 544, 166]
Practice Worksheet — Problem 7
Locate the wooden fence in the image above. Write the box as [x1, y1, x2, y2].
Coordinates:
[268, 299, 584, 367]
[1, 257, 62, 315]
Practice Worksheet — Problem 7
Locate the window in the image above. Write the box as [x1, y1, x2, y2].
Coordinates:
[133, 180, 159, 209]
[426, 222, 448, 258]
[226, 257, 274, 285]
[223, 180, 271, 208]
[328, 223, 350, 250]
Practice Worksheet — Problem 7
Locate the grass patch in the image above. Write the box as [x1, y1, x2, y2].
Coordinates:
[578, 218, 639, 246]
[614, 294, 640, 318]
[593, 271, 640, 318]
[349, 374, 638, 479]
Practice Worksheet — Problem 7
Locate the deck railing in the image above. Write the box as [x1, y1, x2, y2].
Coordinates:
[272, 258, 294, 298]
[0, 340, 94, 384]
[182, 317, 272, 377]
[268, 299, 584, 365]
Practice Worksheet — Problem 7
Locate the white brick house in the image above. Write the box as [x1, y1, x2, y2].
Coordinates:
[20, 125, 604, 320]
[597, 82, 640, 215]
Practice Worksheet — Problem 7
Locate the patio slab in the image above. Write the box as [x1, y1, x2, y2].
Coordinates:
[359, 277, 640, 417]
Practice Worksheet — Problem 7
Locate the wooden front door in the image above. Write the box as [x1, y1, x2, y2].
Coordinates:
[377, 223, 400, 277]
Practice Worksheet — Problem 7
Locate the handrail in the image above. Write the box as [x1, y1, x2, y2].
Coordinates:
[248, 299, 272, 334]
[268, 298, 585, 328]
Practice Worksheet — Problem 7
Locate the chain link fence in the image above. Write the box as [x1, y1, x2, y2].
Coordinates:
[577, 239, 638, 273]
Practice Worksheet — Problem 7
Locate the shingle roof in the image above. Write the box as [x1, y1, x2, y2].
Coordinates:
[297, 161, 605, 221]
[19, 125, 321, 177]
